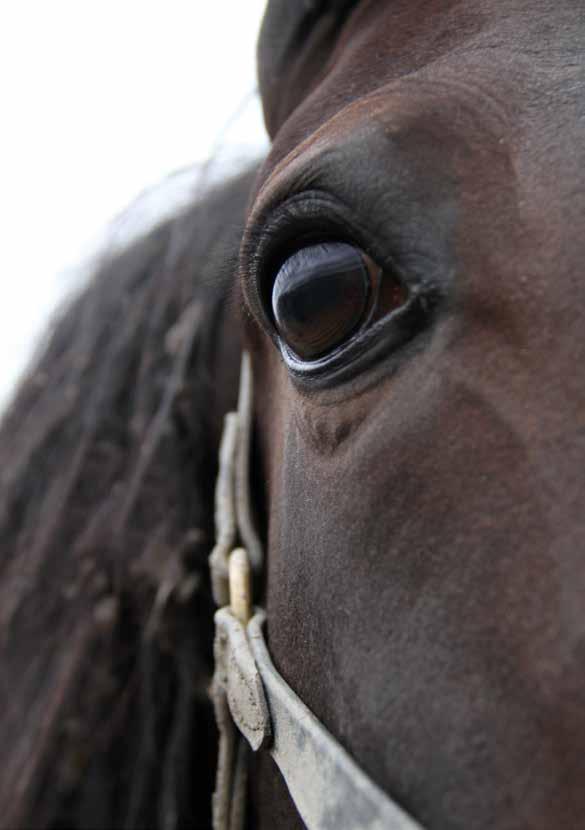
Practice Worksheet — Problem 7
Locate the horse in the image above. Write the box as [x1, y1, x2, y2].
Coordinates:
[1, 1, 584, 828]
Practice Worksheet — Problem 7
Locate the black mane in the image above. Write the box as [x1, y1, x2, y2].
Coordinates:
[0, 163, 258, 828]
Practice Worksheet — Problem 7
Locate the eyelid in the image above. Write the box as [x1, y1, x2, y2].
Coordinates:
[241, 189, 390, 330]
[240, 188, 445, 389]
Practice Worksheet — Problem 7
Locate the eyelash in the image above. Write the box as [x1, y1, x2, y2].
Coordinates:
[242, 191, 442, 385]
[246, 192, 376, 311]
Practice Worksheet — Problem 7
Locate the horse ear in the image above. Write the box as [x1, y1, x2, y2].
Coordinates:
[257, 0, 359, 137]
[0, 164, 257, 828]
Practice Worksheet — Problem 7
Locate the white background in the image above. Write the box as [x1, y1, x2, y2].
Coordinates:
[0, 1, 268, 410]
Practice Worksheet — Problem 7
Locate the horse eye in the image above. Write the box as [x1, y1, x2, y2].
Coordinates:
[271, 242, 407, 361]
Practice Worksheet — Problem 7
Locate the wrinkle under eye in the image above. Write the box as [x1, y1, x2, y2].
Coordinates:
[271, 241, 408, 363]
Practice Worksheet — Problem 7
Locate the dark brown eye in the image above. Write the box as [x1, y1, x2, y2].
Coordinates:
[271, 242, 406, 361]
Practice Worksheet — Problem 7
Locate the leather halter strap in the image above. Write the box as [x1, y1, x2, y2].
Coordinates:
[210, 353, 424, 830]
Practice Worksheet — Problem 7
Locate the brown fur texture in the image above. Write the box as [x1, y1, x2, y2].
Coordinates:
[246, 1, 585, 828]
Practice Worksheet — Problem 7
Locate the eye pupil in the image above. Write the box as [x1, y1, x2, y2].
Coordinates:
[272, 242, 371, 361]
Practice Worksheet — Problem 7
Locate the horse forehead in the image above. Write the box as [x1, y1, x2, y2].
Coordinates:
[258, 0, 584, 174]
[252, 76, 505, 219]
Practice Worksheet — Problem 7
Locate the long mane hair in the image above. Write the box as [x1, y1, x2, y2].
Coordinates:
[0, 164, 258, 828]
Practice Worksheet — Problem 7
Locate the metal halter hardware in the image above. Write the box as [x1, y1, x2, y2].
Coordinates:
[209, 353, 424, 830]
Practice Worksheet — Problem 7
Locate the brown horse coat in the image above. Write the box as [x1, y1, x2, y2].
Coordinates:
[245, 1, 585, 828]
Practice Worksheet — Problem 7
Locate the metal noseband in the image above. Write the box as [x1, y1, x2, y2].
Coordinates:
[209, 353, 423, 830]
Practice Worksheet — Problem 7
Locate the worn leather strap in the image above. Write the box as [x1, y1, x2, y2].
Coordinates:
[211, 353, 425, 830]
[246, 609, 423, 830]
[215, 602, 424, 829]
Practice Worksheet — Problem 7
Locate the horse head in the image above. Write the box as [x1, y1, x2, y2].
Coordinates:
[1, 2, 584, 828]
[241, 1, 585, 827]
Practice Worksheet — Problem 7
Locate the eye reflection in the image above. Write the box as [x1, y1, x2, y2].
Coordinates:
[271, 242, 407, 362]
